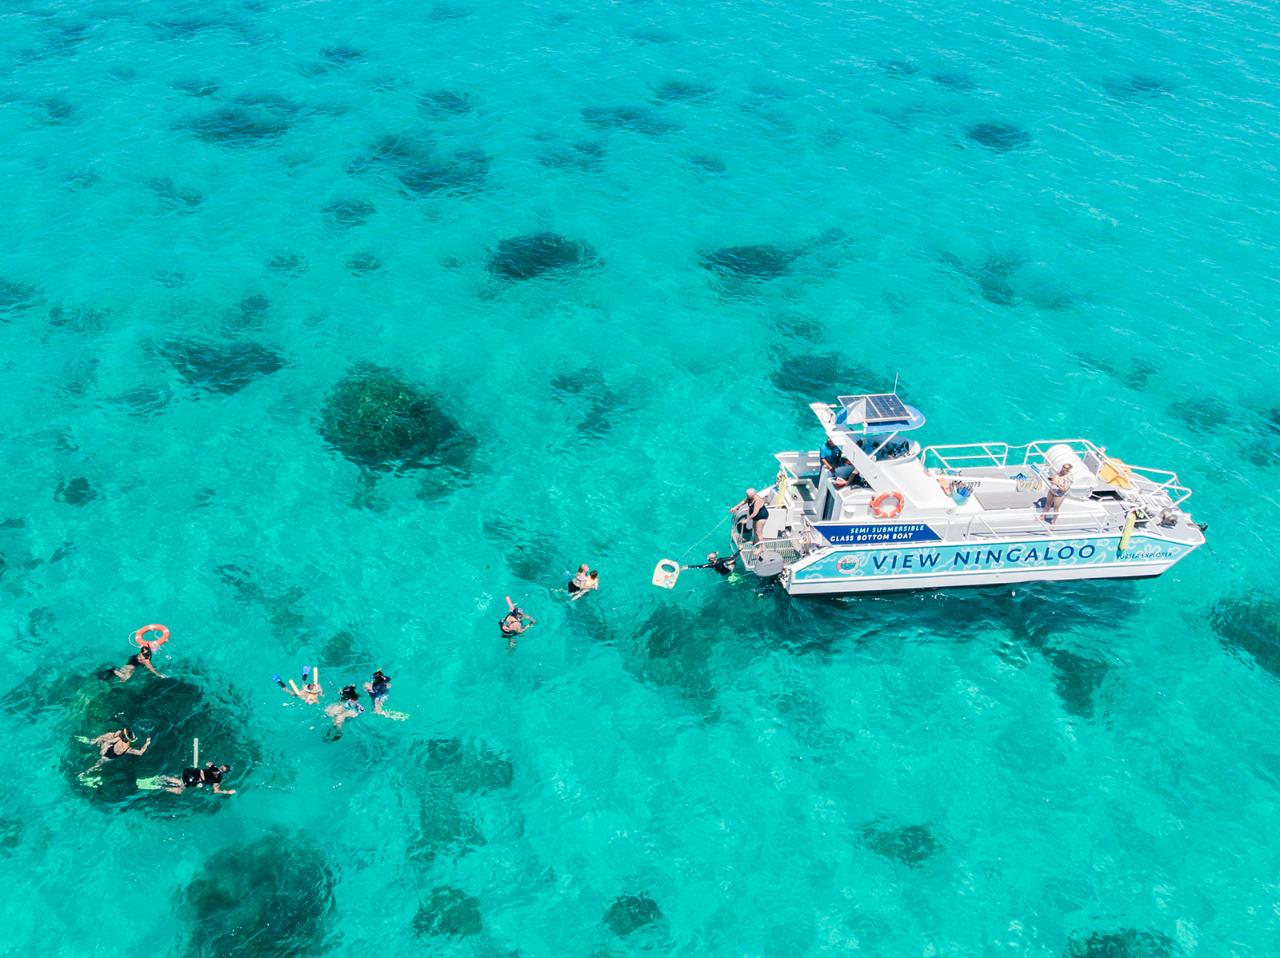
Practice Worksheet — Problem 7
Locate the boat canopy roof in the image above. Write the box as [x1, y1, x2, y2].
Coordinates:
[821, 392, 926, 435]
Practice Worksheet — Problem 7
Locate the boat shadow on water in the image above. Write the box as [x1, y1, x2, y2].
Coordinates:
[744, 577, 1143, 718]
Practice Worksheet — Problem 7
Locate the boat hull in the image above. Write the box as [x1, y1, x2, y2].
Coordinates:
[781, 531, 1200, 596]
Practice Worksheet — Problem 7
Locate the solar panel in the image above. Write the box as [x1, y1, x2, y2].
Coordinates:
[864, 393, 909, 423]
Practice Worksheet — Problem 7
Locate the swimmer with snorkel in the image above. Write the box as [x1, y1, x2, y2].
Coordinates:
[499, 596, 536, 651]
[274, 666, 323, 704]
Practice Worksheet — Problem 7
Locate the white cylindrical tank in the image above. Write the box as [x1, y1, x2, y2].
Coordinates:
[1042, 444, 1096, 499]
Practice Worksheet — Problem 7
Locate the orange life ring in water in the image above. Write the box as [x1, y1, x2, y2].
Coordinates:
[132, 624, 170, 648]
[870, 491, 905, 519]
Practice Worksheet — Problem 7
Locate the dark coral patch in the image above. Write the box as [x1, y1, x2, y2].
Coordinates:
[1042, 646, 1110, 718]
[931, 72, 975, 91]
[1064, 928, 1176, 957]
[61, 676, 261, 813]
[538, 140, 605, 173]
[1104, 75, 1174, 99]
[419, 89, 472, 116]
[149, 176, 204, 210]
[349, 133, 488, 196]
[38, 96, 77, 124]
[414, 886, 482, 938]
[652, 79, 715, 102]
[686, 154, 727, 175]
[0, 278, 42, 316]
[172, 78, 219, 97]
[860, 819, 940, 868]
[110, 384, 173, 417]
[419, 737, 514, 792]
[266, 252, 308, 274]
[771, 353, 877, 397]
[177, 830, 334, 956]
[54, 477, 97, 505]
[1211, 594, 1280, 678]
[321, 45, 365, 65]
[877, 58, 918, 76]
[323, 198, 376, 227]
[700, 243, 796, 281]
[582, 105, 681, 136]
[48, 304, 108, 333]
[411, 788, 485, 864]
[187, 94, 299, 146]
[604, 894, 663, 937]
[966, 121, 1030, 151]
[940, 252, 1021, 306]
[346, 252, 382, 273]
[159, 339, 285, 395]
[318, 362, 473, 472]
[487, 232, 599, 281]
[188, 105, 289, 145]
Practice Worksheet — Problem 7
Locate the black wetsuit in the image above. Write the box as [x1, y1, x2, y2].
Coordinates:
[688, 555, 737, 576]
[181, 765, 223, 788]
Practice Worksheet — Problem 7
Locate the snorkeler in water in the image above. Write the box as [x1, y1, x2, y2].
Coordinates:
[363, 670, 391, 716]
[683, 550, 739, 577]
[103, 642, 165, 683]
[499, 596, 536, 651]
[325, 684, 364, 735]
[163, 762, 234, 796]
[568, 566, 599, 601]
[84, 727, 151, 774]
[274, 665, 323, 704]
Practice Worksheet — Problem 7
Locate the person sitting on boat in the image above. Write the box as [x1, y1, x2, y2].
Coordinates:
[830, 456, 862, 489]
[683, 551, 738, 577]
[1044, 463, 1074, 524]
[729, 488, 769, 541]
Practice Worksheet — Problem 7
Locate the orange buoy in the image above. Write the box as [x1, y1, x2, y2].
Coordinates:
[131, 624, 170, 648]
[870, 491, 906, 519]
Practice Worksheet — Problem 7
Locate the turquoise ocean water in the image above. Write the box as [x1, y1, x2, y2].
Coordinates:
[2, 0, 1279, 953]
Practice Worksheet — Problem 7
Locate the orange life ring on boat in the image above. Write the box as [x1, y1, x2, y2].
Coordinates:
[870, 491, 905, 519]
[131, 624, 170, 648]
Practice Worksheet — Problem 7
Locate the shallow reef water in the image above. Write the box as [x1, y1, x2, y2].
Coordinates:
[2, 0, 1277, 953]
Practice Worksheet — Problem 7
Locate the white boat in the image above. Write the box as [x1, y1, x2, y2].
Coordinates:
[724, 391, 1206, 596]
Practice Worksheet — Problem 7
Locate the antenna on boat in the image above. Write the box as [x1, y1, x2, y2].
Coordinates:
[892, 371, 900, 395]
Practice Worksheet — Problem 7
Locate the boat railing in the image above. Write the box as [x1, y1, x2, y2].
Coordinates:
[923, 439, 1192, 507]
[731, 527, 822, 569]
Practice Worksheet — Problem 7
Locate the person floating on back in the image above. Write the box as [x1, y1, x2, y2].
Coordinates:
[274, 665, 323, 704]
[364, 670, 391, 715]
[500, 596, 536, 651]
[568, 565, 599, 601]
[163, 762, 234, 796]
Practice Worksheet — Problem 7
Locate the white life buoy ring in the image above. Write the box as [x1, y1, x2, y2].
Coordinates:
[870, 491, 905, 519]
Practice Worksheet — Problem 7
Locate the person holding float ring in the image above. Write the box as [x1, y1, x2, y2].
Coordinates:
[100, 624, 171, 683]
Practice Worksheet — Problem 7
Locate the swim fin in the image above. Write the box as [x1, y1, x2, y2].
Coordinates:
[272, 674, 286, 688]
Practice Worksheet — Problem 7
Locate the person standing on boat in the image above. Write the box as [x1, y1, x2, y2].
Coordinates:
[1044, 463, 1074, 524]
[730, 488, 769, 541]
[821, 438, 843, 471]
